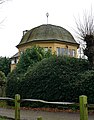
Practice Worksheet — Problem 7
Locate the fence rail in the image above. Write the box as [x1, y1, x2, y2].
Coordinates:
[21, 98, 75, 105]
[0, 94, 89, 120]
[0, 97, 14, 101]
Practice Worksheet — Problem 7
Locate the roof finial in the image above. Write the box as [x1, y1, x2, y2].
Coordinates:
[46, 12, 49, 24]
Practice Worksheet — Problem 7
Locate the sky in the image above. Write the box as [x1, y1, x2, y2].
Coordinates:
[0, 0, 94, 57]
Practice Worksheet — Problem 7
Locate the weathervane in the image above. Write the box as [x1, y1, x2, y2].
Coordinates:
[46, 12, 49, 24]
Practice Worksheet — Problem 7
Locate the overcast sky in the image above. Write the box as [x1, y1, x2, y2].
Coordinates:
[0, 0, 94, 57]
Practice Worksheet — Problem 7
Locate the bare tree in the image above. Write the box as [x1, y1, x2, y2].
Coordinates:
[75, 10, 94, 68]
[0, 0, 11, 25]
[0, 0, 8, 4]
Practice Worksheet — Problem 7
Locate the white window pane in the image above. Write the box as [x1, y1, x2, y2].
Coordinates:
[44, 47, 48, 52]
[56, 47, 60, 56]
[61, 48, 65, 55]
[11, 60, 15, 64]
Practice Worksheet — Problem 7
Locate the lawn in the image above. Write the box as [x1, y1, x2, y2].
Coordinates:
[0, 116, 13, 120]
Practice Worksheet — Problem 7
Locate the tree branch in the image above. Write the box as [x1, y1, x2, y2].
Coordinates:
[75, 10, 94, 40]
[0, 0, 9, 4]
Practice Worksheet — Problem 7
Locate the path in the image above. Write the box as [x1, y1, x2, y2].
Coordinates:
[0, 108, 94, 120]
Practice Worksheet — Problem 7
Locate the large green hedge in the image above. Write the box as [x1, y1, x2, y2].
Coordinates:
[19, 56, 90, 102]
[6, 56, 92, 105]
[76, 70, 94, 103]
[6, 46, 53, 98]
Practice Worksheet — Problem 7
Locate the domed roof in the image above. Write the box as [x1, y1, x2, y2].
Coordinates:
[17, 24, 78, 47]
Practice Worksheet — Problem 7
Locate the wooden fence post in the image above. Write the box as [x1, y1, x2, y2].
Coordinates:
[79, 95, 88, 120]
[37, 116, 42, 120]
[15, 94, 20, 120]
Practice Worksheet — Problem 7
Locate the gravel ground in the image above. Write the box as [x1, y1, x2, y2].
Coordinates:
[0, 108, 94, 120]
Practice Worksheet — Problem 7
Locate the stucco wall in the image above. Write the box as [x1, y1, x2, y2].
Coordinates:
[18, 41, 78, 57]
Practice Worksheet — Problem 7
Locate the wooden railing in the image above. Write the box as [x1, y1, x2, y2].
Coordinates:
[0, 94, 89, 120]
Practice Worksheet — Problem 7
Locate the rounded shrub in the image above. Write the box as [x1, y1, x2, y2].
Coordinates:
[6, 69, 23, 98]
[77, 70, 94, 103]
[6, 45, 53, 99]
[19, 56, 90, 103]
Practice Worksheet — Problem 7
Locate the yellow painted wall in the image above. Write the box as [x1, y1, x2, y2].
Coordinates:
[18, 41, 78, 57]
[11, 64, 16, 72]
[11, 41, 78, 71]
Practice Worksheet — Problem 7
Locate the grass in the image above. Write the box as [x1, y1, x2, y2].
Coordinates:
[0, 116, 14, 120]
[0, 116, 7, 120]
[0, 101, 7, 108]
